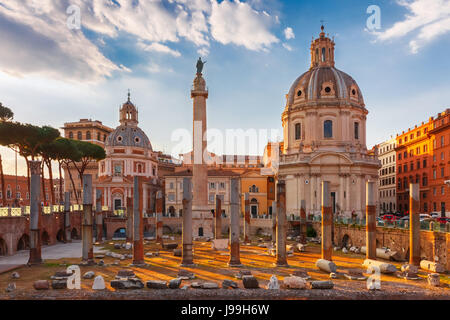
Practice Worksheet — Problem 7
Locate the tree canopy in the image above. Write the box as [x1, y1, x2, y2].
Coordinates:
[0, 103, 13, 122]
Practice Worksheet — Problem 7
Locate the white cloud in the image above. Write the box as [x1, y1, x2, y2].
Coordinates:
[282, 43, 293, 51]
[284, 27, 295, 40]
[138, 42, 182, 57]
[0, 0, 280, 82]
[372, 0, 450, 53]
[197, 47, 210, 57]
[209, 0, 279, 51]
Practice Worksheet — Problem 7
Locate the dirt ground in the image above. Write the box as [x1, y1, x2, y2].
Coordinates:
[1, 237, 449, 300]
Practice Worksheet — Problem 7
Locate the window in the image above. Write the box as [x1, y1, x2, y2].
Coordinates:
[209, 194, 215, 203]
[441, 152, 444, 161]
[69, 132, 73, 139]
[422, 175, 427, 186]
[398, 166, 402, 174]
[441, 167, 445, 177]
[97, 132, 101, 141]
[433, 169, 437, 179]
[219, 182, 225, 190]
[433, 154, 436, 162]
[77, 131, 82, 140]
[423, 159, 427, 168]
[324, 120, 333, 138]
[403, 164, 407, 172]
[417, 161, 420, 169]
[398, 153, 402, 160]
[0, 191, 2, 199]
[441, 187, 445, 195]
[168, 193, 175, 202]
[209, 182, 216, 190]
[441, 136, 445, 147]
[321, 47, 326, 62]
[410, 162, 413, 171]
[295, 123, 301, 140]
[354, 122, 359, 140]
[114, 164, 122, 177]
[404, 151, 407, 159]
[169, 182, 174, 189]
[423, 145, 428, 153]
[86, 131, 91, 140]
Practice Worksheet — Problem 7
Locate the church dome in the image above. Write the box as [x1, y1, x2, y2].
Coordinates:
[285, 26, 365, 109]
[106, 125, 153, 150]
[105, 91, 153, 151]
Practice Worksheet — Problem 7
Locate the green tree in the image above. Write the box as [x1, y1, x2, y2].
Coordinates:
[70, 140, 106, 185]
[0, 102, 13, 206]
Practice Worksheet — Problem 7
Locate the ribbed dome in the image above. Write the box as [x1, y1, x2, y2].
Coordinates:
[286, 66, 364, 108]
[106, 125, 153, 151]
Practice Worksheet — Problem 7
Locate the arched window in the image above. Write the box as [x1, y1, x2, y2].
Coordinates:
[354, 122, 359, 140]
[295, 123, 301, 140]
[86, 131, 91, 140]
[322, 47, 326, 62]
[69, 132, 73, 139]
[77, 131, 82, 140]
[324, 120, 333, 138]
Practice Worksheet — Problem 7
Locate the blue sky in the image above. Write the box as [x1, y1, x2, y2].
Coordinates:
[0, 0, 449, 175]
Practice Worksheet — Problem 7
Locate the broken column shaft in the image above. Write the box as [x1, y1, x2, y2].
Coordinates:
[366, 181, 376, 260]
[321, 181, 332, 261]
[156, 191, 163, 243]
[300, 199, 307, 245]
[244, 193, 250, 243]
[28, 160, 42, 265]
[95, 190, 103, 242]
[64, 192, 72, 243]
[181, 178, 194, 266]
[271, 200, 277, 243]
[215, 195, 222, 239]
[82, 174, 94, 265]
[276, 180, 288, 266]
[228, 178, 242, 267]
[126, 197, 133, 242]
[132, 176, 144, 265]
[409, 183, 420, 266]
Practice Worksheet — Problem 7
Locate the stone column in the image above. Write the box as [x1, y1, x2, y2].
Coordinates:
[271, 200, 277, 242]
[95, 190, 103, 242]
[356, 175, 361, 216]
[300, 199, 307, 244]
[64, 192, 72, 243]
[409, 183, 420, 266]
[310, 174, 315, 212]
[215, 195, 222, 239]
[345, 175, 350, 213]
[366, 181, 376, 260]
[126, 197, 133, 242]
[228, 178, 242, 267]
[276, 180, 288, 266]
[181, 178, 194, 266]
[143, 184, 148, 216]
[321, 181, 332, 261]
[132, 176, 145, 265]
[244, 192, 250, 243]
[28, 160, 42, 265]
[82, 174, 94, 265]
[156, 191, 163, 243]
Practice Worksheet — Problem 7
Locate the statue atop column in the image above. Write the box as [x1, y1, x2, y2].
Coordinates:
[196, 57, 206, 74]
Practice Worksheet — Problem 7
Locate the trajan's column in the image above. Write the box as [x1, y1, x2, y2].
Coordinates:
[191, 58, 213, 238]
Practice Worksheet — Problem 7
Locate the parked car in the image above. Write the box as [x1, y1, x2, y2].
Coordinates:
[399, 216, 409, 221]
[420, 214, 432, 222]
[436, 217, 450, 224]
[430, 212, 441, 218]
[381, 214, 398, 222]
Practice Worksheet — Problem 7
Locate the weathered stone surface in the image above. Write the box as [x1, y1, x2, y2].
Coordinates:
[54, 271, 72, 278]
[51, 280, 67, 290]
[110, 252, 125, 259]
[222, 279, 238, 289]
[296, 244, 306, 252]
[98, 260, 105, 266]
[211, 239, 229, 250]
[125, 243, 132, 250]
[427, 273, 440, 287]
[201, 282, 219, 289]
[169, 278, 182, 289]
[6, 283, 16, 292]
[242, 275, 259, 289]
[342, 247, 348, 254]
[111, 279, 144, 290]
[333, 247, 340, 251]
[113, 260, 119, 266]
[117, 270, 135, 278]
[178, 270, 195, 280]
[190, 282, 202, 289]
[286, 245, 294, 254]
[173, 249, 182, 257]
[330, 273, 337, 279]
[34, 280, 50, 290]
[83, 271, 95, 279]
[235, 270, 252, 279]
[114, 244, 121, 249]
[420, 260, 445, 273]
[401, 264, 419, 274]
[181, 285, 189, 290]
[283, 276, 306, 289]
[146, 280, 168, 289]
[316, 259, 337, 273]
[363, 259, 397, 274]
[92, 276, 106, 290]
[310, 281, 334, 289]
[95, 255, 105, 259]
[11, 272, 20, 279]
[291, 270, 311, 280]
[145, 252, 159, 257]
[162, 243, 178, 250]
[343, 269, 367, 281]
[266, 275, 280, 290]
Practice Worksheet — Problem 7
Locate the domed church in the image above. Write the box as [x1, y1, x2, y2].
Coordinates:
[97, 92, 159, 213]
[278, 26, 380, 218]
